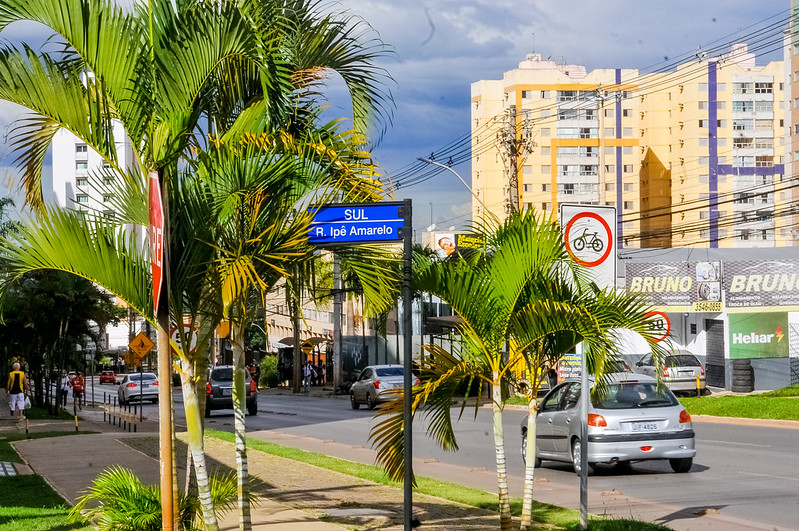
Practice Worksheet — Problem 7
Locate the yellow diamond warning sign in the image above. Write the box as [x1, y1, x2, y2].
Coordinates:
[129, 332, 155, 359]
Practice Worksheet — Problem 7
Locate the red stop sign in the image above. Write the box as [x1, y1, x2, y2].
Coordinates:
[149, 170, 164, 314]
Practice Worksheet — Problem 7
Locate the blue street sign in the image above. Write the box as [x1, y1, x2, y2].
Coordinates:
[308, 202, 404, 245]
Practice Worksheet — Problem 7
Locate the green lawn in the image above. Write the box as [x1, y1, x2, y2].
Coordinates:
[681, 394, 799, 421]
[0, 475, 91, 530]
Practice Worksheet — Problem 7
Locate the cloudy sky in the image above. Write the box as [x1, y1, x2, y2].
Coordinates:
[335, 0, 788, 232]
[0, 0, 789, 232]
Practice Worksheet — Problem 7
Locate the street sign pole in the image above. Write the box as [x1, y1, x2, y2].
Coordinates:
[402, 198, 413, 531]
[307, 199, 414, 528]
[149, 170, 177, 531]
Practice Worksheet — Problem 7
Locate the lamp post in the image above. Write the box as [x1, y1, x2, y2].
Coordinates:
[417, 157, 495, 223]
[251, 323, 268, 357]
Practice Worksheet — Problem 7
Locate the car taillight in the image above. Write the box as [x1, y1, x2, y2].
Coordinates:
[414, 378, 420, 386]
[373, 380, 381, 389]
[679, 409, 692, 423]
[640, 446, 653, 452]
[663, 367, 670, 378]
[152, 381, 158, 386]
[587, 414, 607, 427]
[250, 380, 256, 392]
[206, 382, 212, 394]
[126, 382, 137, 388]
[700, 365, 705, 376]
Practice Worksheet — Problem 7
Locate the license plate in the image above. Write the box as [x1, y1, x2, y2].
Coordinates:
[141, 384, 149, 389]
[222, 388, 232, 396]
[631, 421, 658, 431]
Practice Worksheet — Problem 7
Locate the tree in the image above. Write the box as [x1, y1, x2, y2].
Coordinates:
[0, 0, 395, 528]
[370, 210, 662, 531]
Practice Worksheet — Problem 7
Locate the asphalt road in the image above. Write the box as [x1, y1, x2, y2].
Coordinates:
[116, 384, 798, 531]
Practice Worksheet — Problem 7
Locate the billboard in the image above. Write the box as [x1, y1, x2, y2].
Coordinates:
[433, 233, 485, 259]
[728, 312, 788, 359]
[625, 261, 722, 313]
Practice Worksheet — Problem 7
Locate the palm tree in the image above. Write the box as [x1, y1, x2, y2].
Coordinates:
[370, 210, 663, 531]
[0, 1, 394, 528]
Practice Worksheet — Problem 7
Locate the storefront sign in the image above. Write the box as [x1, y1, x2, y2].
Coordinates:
[724, 260, 799, 312]
[728, 312, 788, 358]
[625, 261, 722, 312]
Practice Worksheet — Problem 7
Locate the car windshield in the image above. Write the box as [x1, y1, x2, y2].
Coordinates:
[211, 368, 233, 381]
[665, 354, 700, 367]
[375, 367, 403, 377]
[593, 381, 678, 409]
[129, 373, 156, 382]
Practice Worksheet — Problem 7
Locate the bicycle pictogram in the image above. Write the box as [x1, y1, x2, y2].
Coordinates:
[571, 228, 604, 253]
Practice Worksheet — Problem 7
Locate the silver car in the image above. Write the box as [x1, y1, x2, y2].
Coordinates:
[521, 373, 695, 474]
[118, 372, 159, 405]
[350, 364, 416, 410]
[634, 350, 706, 394]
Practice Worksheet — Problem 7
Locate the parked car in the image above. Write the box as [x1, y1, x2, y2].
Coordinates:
[634, 350, 706, 394]
[350, 364, 418, 410]
[521, 373, 695, 474]
[118, 372, 159, 405]
[99, 370, 117, 385]
[205, 365, 258, 417]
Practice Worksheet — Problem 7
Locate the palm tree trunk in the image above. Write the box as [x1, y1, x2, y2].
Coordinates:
[231, 322, 251, 530]
[492, 372, 513, 531]
[179, 363, 219, 531]
[520, 397, 538, 531]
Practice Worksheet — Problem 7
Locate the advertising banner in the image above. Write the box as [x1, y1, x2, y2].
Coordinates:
[723, 260, 799, 312]
[728, 312, 788, 359]
[433, 233, 485, 259]
[625, 261, 722, 312]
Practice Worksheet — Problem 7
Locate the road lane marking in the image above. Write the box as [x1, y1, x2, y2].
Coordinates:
[738, 471, 799, 482]
[699, 439, 771, 448]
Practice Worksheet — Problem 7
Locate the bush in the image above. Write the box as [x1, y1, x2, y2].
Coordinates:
[260, 355, 279, 388]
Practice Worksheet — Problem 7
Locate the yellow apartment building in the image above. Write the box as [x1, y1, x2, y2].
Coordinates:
[472, 43, 789, 248]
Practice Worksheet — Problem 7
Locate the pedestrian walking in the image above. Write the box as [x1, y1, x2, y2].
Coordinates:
[59, 371, 70, 407]
[317, 361, 326, 386]
[302, 360, 315, 393]
[70, 372, 85, 410]
[6, 362, 26, 418]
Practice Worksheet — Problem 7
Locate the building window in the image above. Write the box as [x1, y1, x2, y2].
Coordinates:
[540, 109, 550, 118]
[622, 127, 633, 137]
[755, 156, 773, 167]
[755, 138, 773, 149]
[733, 82, 754, 94]
[542, 184, 550, 192]
[754, 101, 772, 113]
[699, 138, 708, 146]
[732, 101, 754, 112]
[717, 101, 726, 110]
[622, 109, 631, 117]
[540, 90, 549, 99]
[604, 127, 614, 137]
[754, 119, 771, 131]
[699, 83, 708, 92]
[755, 82, 773, 94]
[700, 211, 709, 220]
[76, 194, 89, 204]
[76, 161, 88, 170]
[733, 137, 753, 149]
[541, 146, 550, 155]
[623, 183, 634, 192]
[75, 144, 88, 153]
[699, 119, 706, 128]
[733, 156, 755, 167]
[622, 146, 633, 156]
[103, 210, 115, 220]
[605, 183, 614, 191]
[623, 164, 633, 173]
[103, 194, 114, 202]
[541, 202, 549, 210]
[521, 90, 533, 99]
[699, 157, 709, 165]
[698, 101, 708, 110]
[75, 177, 88, 187]
[623, 201, 634, 210]
[541, 165, 551, 174]
[604, 109, 613, 118]
[541, 128, 550, 137]
[733, 119, 754, 131]
[605, 164, 615, 174]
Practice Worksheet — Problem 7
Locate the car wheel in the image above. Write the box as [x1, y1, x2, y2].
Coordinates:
[151, 397, 158, 404]
[366, 392, 375, 410]
[248, 402, 257, 416]
[520, 433, 542, 467]
[350, 392, 360, 410]
[571, 438, 593, 475]
[669, 457, 693, 473]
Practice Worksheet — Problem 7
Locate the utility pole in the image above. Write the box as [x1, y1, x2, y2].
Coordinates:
[497, 106, 535, 216]
[333, 255, 343, 390]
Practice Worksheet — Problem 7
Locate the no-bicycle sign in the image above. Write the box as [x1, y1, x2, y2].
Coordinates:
[560, 204, 617, 290]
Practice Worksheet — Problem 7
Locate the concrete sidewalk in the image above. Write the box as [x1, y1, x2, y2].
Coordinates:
[0, 392, 346, 530]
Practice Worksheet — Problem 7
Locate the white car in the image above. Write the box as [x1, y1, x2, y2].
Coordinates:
[118, 372, 159, 405]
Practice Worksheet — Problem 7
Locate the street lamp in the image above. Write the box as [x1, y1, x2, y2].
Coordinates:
[417, 157, 495, 222]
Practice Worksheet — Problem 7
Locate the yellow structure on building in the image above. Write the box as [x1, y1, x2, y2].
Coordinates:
[472, 43, 790, 248]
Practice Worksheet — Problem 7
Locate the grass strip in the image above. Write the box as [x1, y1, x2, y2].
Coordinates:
[681, 395, 799, 421]
[0, 475, 91, 530]
[204, 429, 670, 530]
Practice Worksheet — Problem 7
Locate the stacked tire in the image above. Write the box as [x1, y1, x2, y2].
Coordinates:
[731, 359, 753, 393]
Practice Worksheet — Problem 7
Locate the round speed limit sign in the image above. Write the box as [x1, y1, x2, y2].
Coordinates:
[643, 311, 671, 342]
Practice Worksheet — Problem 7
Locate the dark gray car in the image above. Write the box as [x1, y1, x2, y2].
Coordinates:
[634, 350, 706, 394]
[205, 365, 258, 417]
